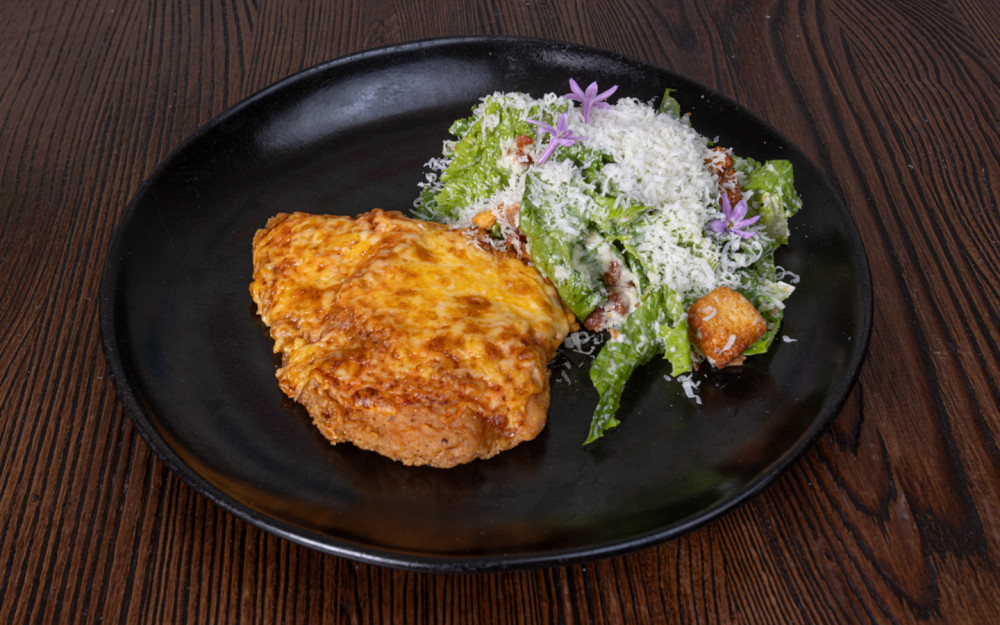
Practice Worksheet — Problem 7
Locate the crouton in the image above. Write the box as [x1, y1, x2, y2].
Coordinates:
[687, 286, 767, 368]
[472, 210, 497, 231]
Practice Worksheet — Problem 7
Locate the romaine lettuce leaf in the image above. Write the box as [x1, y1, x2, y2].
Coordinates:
[586, 285, 688, 443]
[519, 171, 606, 320]
[657, 88, 683, 120]
[561, 143, 651, 235]
[742, 308, 782, 356]
[744, 159, 802, 245]
[416, 95, 564, 221]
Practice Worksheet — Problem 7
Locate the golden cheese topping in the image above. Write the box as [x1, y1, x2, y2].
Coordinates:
[250, 209, 576, 467]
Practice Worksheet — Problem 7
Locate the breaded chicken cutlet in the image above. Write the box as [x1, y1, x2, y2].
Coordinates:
[249, 209, 576, 468]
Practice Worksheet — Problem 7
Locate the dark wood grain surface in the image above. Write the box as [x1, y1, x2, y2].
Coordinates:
[3, 0, 999, 622]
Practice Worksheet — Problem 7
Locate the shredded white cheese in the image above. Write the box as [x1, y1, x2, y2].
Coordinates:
[564, 330, 606, 355]
[722, 334, 737, 352]
[675, 373, 703, 405]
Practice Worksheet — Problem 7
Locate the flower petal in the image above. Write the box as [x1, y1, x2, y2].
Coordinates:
[528, 114, 586, 163]
[526, 118, 557, 136]
[596, 84, 618, 101]
[563, 79, 619, 123]
[719, 194, 733, 219]
[730, 198, 750, 221]
[565, 78, 585, 102]
[535, 141, 559, 165]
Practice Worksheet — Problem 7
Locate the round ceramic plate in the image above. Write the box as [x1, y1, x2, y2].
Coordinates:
[100, 37, 872, 573]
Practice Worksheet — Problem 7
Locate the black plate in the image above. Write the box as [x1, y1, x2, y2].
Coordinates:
[100, 37, 872, 573]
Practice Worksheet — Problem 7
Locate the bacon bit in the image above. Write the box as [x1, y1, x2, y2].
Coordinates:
[507, 134, 534, 166]
[705, 146, 743, 205]
[604, 259, 622, 284]
[499, 202, 521, 224]
[583, 290, 628, 331]
[582, 260, 634, 331]
[490, 203, 527, 258]
[505, 231, 528, 258]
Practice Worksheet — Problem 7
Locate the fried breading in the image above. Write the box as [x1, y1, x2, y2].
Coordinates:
[687, 286, 767, 368]
[249, 209, 576, 468]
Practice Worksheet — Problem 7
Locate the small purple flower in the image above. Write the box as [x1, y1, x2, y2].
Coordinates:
[564, 78, 618, 123]
[709, 195, 760, 239]
[526, 113, 586, 165]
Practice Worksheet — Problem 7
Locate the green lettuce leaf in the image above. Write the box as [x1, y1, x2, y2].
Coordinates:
[416, 95, 564, 221]
[657, 88, 683, 119]
[519, 171, 606, 320]
[742, 308, 782, 356]
[744, 159, 802, 245]
[586, 285, 688, 443]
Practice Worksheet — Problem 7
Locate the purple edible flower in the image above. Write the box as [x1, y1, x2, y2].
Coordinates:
[526, 113, 586, 165]
[564, 78, 618, 123]
[709, 195, 760, 239]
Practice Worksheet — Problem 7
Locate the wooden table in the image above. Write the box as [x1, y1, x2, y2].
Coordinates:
[4, 0, 999, 622]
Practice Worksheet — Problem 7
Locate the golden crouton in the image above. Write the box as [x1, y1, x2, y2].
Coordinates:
[472, 209, 497, 230]
[687, 286, 767, 368]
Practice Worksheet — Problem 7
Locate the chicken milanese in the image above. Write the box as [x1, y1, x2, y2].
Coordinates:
[249, 209, 576, 468]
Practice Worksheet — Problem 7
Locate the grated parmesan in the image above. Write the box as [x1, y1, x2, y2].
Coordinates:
[674, 373, 703, 405]
[564, 330, 606, 356]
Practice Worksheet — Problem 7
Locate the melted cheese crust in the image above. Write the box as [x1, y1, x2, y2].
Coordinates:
[250, 209, 576, 467]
